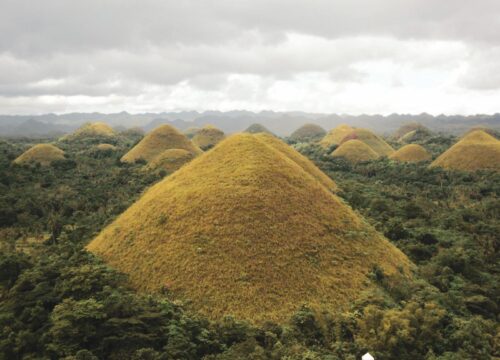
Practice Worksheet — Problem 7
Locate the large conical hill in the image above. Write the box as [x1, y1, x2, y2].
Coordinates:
[145, 149, 195, 173]
[319, 124, 354, 148]
[290, 123, 327, 142]
[13, 144, 65, 166]
[244, 123, 273, 135]
[62, 122, 116, 141]
[390, 144, 431, 163]
[331, 139, 379, 163]
[192, 125, 225, 150]
[121, 125, 201, 163]
[394, 122, 430, 140]
[88, 133, 411, 323]
[340, 128, 394, 156]
[430, 130, 500, 172]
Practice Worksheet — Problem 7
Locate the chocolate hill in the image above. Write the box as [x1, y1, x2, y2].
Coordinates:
[244, 123, 273, 135]
[62, 122, 116, 141]
[88, 133, 411, 323]
[192, 125, 225, 150]
[331, 139, 379, 163]
[340, 128, 394, 157]
[394, 122, 430, 140]
[145, 149, 195, 173]
[121, 125, 201, 163]
[390, 144, 431, 163]
[319, 124, 354, 148]
[13, 144, 65, 166]
[289, 123, 327, 142]
[430, 130, 500, 172]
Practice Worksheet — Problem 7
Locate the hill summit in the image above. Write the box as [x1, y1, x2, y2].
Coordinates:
[192, 125, 225, 150]
[145, 149, 195, 173]
[289, 123, 326, 142]
[340, 128, 394, 156]
[320, 124, 354, 148]
[331, 139, 379, 163]
[14, 144, 65, 166]
[244, 123, 273, 135]
[430, 130, 500, 172]
[121, 125, 201, 163]
[390, 144, 431, 163]
[62, 122, 116, 141]
[88, 133, 411, 323]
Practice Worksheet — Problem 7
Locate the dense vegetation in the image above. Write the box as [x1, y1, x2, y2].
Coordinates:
[0, 133, 498, 359]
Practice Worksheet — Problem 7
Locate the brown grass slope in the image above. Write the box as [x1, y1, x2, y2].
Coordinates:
[430, 130, 500, 172]
[331, 139, 379, 163]
[255, 133, 338, 192]
[462, 126, 499, 139]
[121, 125, 201, 163]
[244, 123, 273, 134]
[341, 128, 394, 156]
[290, 123, 327, 141]
[184, 127, 201, 139]
[14, 144, 65, 166]
[88, 133, 411, 324]
[96, 143, 117, 151]
[390, 144, 431, 163]
[145, 149, 195, 173]
[394, 122, 430, 139]
[63, 122, 116, 141]
[319, 124, 354, 148]
[192, 125, 225, 150]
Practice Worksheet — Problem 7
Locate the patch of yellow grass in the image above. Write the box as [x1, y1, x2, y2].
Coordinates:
[341, 128, 394, 157]
[430, 130, 500, 172]
[192, 125, 225, 150]
[290, 123, 326, 141]
[88, 133, 411, 324]
[390, 144, 431, 163]
[394, 122, 429, 139]
[184, 127, 201, 139]
[331, 139, 379, 163]
[319, 124, 354, 148]
[145, 149, 195, 173]
[462, 126, 499, 139]
[255, 133, 338, 192]
[121, 125, 201, 163]
[96, 143, 117, 151]
[62, 122, 116, 141]
[244, 123, 273, 134]
[13, 144, 65, 166]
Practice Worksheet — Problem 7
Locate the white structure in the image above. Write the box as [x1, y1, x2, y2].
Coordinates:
[362, 353, 374, 360]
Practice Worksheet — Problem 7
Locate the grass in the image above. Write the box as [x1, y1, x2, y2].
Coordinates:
[394, 122, 430, 140]
[244, 123, 273, 135]
[121, 125, 202, 163]
[331, 139, 379, 163]
[389, 144, 431, 163]
[430, 130, 500, 172]
[289, 123, 326, 141]
[145, 149, 195, 173]
[319, 124, 354, 148]
[192, 125, 225, 150]
[340, 128, 395, 157]
[88, 133, 411, 324]
[13, 144, 65, 166]
[184, 127, 201, 139]
[96, 143, 117, 151]
[62, 122, 116, 141]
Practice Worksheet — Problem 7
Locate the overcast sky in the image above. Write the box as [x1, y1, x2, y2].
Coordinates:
[1, 0, 500, 115]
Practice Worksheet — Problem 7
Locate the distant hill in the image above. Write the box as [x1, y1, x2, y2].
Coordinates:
[1, 111, 499, 138]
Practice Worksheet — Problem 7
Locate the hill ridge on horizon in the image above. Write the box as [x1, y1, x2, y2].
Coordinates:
[1, 111, 499, 138]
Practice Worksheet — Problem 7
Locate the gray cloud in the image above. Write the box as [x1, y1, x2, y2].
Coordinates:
[0, 0, 499, 113]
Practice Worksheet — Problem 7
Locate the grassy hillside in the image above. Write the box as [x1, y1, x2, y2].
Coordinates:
[88, 134, 410, 323]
